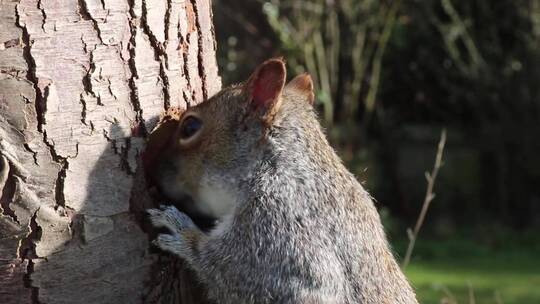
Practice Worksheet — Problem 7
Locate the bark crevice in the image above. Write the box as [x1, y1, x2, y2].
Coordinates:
[103, 131, 135, 175]
[77, 0, 103, 43]
[16, 4, 45, 132]
[23, 144, 39, 166]
[14, 7, 49, 300]
[19, 209, 42, 304]
[190, 0, 208, 100]
[120, 138, 135, 175]
[36, 0, 46, 32]
[182, 0, 196, 106]
[41, 129, 69, 211]
[141, 0, 171, 109]
[164, 0, 172, 43]
[127, 2, 148, 137]
[0, 156, 19, 224]
[80, 93, 88, 125]
[54, 160, 68, 210]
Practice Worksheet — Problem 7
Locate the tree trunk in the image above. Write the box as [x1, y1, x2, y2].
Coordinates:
[0, 0, 220, 303]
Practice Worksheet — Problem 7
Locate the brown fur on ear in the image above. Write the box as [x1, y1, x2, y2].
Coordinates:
[286, 73, 315, 105]
[245, 58, 287, 125]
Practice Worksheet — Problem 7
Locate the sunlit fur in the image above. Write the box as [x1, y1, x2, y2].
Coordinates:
[147, 59, 418, 303]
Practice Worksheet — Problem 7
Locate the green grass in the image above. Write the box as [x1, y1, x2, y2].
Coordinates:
[395, 237, 540, 304]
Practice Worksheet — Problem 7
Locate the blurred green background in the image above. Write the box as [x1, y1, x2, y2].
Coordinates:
[212, 0, 540, 303]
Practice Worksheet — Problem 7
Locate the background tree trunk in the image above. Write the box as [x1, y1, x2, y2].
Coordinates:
[0, 0, 220, 303]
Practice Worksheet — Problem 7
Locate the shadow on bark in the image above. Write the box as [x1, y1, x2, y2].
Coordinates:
[127, 120, 213, 304]
[26, 123, 211, 303]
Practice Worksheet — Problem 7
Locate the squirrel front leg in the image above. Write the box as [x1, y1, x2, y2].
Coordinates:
[147, 205, 207, 266]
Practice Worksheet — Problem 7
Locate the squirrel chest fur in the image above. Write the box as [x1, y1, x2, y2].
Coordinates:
[144, 58, 418, 304]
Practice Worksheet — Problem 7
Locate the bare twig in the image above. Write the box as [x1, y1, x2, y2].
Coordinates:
[494, 290, 504, 304]
[428, 0, 484, 78]
[402, 129, 447, 269]
[364, 0, 401, 121]
[439, 284, 458, 304]
[468, 281, 476, 304]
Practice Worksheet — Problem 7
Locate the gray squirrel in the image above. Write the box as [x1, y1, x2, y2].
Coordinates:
[145, 58, 418, 303]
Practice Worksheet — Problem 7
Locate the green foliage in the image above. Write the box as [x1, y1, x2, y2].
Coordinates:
[392, 234, 540, 303]
[260, 0, 401, 124]
[407, 259, 540, 304]
[383, 0, 540, 126]
[213, 0, 540, 229]
[400, 236, 540, 303]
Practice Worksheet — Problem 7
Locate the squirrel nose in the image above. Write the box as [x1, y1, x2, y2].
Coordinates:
[143, 106, 186, 173]
[143, 119, 180, 177]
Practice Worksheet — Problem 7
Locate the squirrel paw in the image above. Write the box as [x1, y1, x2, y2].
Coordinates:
[152, 233, 188, 256]
[147, 205, 199, 259]
[147, 205, 196, 235]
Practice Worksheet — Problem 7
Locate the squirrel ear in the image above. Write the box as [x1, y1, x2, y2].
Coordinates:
[285, 73, 315, 105]
[246, 58, 286, 124]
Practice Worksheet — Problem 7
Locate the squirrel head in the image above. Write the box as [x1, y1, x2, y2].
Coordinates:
[144, 58, 316, 220]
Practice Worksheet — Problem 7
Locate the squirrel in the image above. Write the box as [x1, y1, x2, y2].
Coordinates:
[144, 58, 418, 303]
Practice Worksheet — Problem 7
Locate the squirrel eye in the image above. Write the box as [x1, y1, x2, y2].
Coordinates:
[179, 116, 202, 139]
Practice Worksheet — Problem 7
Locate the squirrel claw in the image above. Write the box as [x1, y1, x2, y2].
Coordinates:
[153, 233, 186, 256]
[148, 207, 199, 260]
[147, 205, 197, 234]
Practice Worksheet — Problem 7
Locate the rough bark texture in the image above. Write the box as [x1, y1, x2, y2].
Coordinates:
[0, 0, 220, 303]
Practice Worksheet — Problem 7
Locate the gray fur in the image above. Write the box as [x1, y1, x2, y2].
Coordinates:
[148, 78, 418, 303]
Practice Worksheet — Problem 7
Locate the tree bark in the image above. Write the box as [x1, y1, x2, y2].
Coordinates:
[0, 0, 220, 303]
